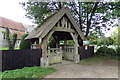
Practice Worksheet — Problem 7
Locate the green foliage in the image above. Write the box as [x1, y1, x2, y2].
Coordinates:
[0, 48, 20, 50]
[20, 33, 31, 49]
[6, 28, 17, 50]
[78, 56, 118, 65]
[20, 2, 120, 37]
[97, 36, 114, 46]
[60, 41, 64, 45]
[96, 47, 116, 56]
[88, 31, 104, 45]
[1, 67, 56, 80]
[67, 40, 74, 45]
[110, 26, 120, 45]
[78, 56, 105, 65]
[0, 48, 8, 50]
[1, 31, 6, 34]
[116, 47, 120, 56]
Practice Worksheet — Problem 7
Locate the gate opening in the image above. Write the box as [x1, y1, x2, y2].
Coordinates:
[47, 31, 75, 65]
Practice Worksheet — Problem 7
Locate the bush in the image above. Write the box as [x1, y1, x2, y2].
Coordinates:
[116, 47, 120, 56]
[96, 47, 116, 56]
[20, 33, 31, 49]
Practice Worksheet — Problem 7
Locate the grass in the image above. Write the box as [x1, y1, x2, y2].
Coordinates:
[78, 56, 118, 65]
[0, 66, 56, 80]
[0, 48, 8, 50]
[0, 47, 20, 50]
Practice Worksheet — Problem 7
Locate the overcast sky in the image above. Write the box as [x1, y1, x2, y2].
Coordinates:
[0, 0, 116, 37]
[0, 0, 34, 25]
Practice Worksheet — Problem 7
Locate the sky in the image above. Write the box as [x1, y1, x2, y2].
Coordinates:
[0, 0, 116, 37]
[0, 0, 33, 25]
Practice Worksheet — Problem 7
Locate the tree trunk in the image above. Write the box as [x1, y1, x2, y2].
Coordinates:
[58, 2, 62, 9]
[85, 2, 99, 37]
[85, 21, 91, 37]
[78, 2, 82, 31]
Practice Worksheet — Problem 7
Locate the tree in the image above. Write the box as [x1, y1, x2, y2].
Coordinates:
[110, 26, 119, 45]
[20, 33, 31, 49]
[20, 1, 120, 38]
[88, 31, 105, 45]
[6, 28, 17, 50]
[97, 36, 114, 46]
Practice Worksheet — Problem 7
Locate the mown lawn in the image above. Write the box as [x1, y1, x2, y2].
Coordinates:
[78, 56, 118, 65]
[0, 48, 8, 50]
[0, 47, 20, 50]
[0, 67, 56, 80]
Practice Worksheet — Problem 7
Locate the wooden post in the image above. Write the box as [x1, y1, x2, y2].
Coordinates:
[41, 31, 55, 67]
[39, 38, 42, 44]
[48, 47, 50, 56]
[56, 40, 59, 48]
[61, 17, 66, 27]
[57, 21, 60, 27]
[40, 35, 49, 67]
[60, 47, 62, 54]
[64, 38, 67, 59]
[65, 20, 68, 28]
[68, 22, 71, 29]
[64, 38, 67, 50]
[70, 33, 79, 63]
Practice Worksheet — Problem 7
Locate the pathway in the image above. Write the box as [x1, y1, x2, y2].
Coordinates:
[43, 60, 118, 78]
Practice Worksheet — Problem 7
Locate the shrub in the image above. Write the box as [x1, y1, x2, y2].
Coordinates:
[96, 47, 116, 56]
[116, 47, 120, 56]
[108, 48, 117, 56]
[20, 33, 31, 49]
[6, 27, 17, 50]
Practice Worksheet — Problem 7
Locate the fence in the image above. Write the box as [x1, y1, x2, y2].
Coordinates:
[0, 49, 42, 72]
[78, 46, 94, 59]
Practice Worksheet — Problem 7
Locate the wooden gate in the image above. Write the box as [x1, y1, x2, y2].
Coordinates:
[47, 45, 75, 64]
[47, 47, 62, 64]
[63, 45, 74, 61]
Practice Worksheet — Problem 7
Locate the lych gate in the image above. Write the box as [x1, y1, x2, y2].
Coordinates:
[26, 7, 86, 67]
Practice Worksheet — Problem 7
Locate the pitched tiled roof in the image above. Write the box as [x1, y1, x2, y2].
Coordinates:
[0, 16, 25, 32]
[0, 16, 26, 39]
[11, 30, 25, 39]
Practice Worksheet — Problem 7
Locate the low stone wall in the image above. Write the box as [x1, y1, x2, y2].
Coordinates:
[48, 54, 62, 65]
[64, 51, 74, 61]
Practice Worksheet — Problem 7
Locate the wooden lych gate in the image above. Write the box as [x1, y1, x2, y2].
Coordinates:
[26, 7, 86, 67]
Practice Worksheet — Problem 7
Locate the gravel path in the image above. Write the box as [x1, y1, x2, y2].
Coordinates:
[44, 60, 118, 78]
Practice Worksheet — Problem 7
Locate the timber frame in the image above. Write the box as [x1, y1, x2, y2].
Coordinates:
[26, 7, 86, 67]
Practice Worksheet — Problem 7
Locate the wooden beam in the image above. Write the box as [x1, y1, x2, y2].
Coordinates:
[57, 21, 60, 27]
[35, 8, 67, 38]
[47, 31, 54, 43]
[39, 38, 42, 44]
[52, 27, 76, 33]
[70, 33, 79, 55]
[70, 33, 78, 45]
[65, 20, 68, 28]
[41, 35, 48, 57]
[68, 22, 71, 29]
[61, 17, 65, 27]
[41, 31, 54, 57]
[65, 10, 86, 40]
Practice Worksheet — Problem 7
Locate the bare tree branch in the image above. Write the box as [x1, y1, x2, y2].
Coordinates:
[85, 2, 99, 37]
